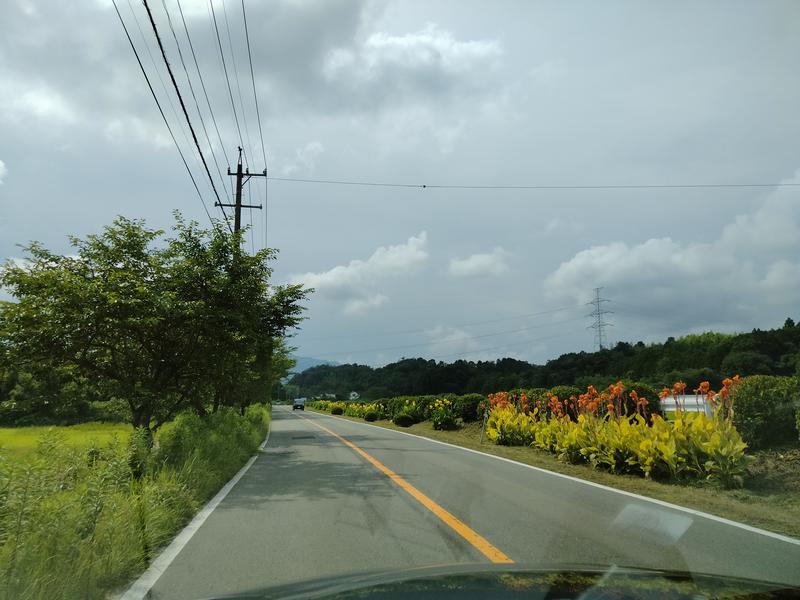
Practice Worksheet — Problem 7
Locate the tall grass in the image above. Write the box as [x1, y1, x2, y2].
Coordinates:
[0, 405, 270, 600]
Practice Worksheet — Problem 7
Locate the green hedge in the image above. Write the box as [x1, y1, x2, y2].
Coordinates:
[621, 381, 661, 417]
[452, 394, 484, 422]
[732, 375, 799, 449]
[393, 413, 414, 427]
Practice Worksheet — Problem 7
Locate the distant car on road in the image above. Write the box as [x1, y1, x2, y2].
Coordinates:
[292, 397, 306, 411]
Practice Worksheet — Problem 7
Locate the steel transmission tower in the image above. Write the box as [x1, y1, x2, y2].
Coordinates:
[587, 287, 613, 350]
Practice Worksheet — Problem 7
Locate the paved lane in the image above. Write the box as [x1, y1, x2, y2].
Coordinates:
[147, 407, 482, 600]
[146, 406, 800, 599]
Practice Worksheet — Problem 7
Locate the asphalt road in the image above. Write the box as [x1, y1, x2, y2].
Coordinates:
[144, 406, 800, 599]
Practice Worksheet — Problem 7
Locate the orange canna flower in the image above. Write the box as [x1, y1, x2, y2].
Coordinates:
[695, 381, 710, 395]
[659, 387, 670, 400]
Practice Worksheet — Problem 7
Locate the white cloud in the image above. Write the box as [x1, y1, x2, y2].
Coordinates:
[323, 23, 502, 102]
[424, 325, 481, 357]
[290, 232, 428, 314]
[343, 294, 388, 315]
[280, 141, 325, 176]
[0, 159, 6, 184]
[325, 24, 501, 77]
[544, 218, 584, 235]
[449, 247, 510, 278]
[544, 173, 800, 332]
[2, 87, 76, 124]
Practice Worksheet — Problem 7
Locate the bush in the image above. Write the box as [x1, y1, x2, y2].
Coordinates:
[343, 402, 369, 418]
[547, 385, 582, 419]
[548, 385, 582, 400]
[486, 406, 536, 446]
[732, 375, 799, 449]
[393, 412, 414, 427]
[364, 410, 378, 422]
[486, 405, 748, 487]
[431, 398, 459, 431]
[307, 400, 332, 412]
[331, 406, 344, 415]
[453, 394, 484, 422]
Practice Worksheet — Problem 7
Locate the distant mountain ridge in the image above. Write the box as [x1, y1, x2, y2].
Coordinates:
[292, 356, 339, 373]
[288, 318, 800, 399]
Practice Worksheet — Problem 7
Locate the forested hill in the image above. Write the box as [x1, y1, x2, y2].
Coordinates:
[290, 318, 800, 399]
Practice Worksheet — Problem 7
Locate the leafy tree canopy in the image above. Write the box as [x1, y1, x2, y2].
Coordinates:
[0, 214, 309, 427]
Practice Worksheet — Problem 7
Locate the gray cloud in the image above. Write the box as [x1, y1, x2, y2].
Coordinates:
[2, 0, 799, 366]
[544, 174, 800, 335]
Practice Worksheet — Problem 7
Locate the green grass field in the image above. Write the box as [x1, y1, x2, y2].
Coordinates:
[0, 422, 133, 459]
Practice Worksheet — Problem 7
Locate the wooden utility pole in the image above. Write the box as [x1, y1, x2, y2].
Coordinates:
[216, 147, 265, 234]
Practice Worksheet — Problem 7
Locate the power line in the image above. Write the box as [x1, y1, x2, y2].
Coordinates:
[141, 0, 232, 233]
[267, 176, 800, 190]
[240, 0, 268, 251]
[158, 0, 226, 182]
[124, 0, 192, 154]
[221, 0, 255, 167]
[298, 306, 574, 342]
[174, 0, 229, 167]
[241, 0, 266, 167]
[111, 0, 215, 227]
[208, 0, 246, 165]
[158, 0, 230, 224]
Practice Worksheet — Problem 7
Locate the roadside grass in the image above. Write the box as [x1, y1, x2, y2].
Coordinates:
[0, 422, 133, 460]
[0, 406, 270, 600]
[308, 408, 800, 539]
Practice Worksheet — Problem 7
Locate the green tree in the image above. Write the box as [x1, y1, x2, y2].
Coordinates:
[0, 215, 308, 429]
[720, 350, 773, 376]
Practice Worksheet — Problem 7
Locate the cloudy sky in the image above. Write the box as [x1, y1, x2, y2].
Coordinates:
[1, 0, 799, 366]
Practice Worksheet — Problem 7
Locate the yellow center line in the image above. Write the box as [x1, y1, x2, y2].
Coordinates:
[296, 413, 514, 564]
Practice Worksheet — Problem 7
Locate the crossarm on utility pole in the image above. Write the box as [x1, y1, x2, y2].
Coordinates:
[226, 147, 266, 234]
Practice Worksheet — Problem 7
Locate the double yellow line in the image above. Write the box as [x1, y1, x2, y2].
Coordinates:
[297, 414, 514, 564]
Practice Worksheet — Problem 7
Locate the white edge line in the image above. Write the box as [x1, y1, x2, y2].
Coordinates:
[305, 408, 800, 548]
[120, 423, 272, 600]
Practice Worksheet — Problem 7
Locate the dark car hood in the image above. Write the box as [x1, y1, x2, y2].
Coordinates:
[202, 562, 800, 600]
